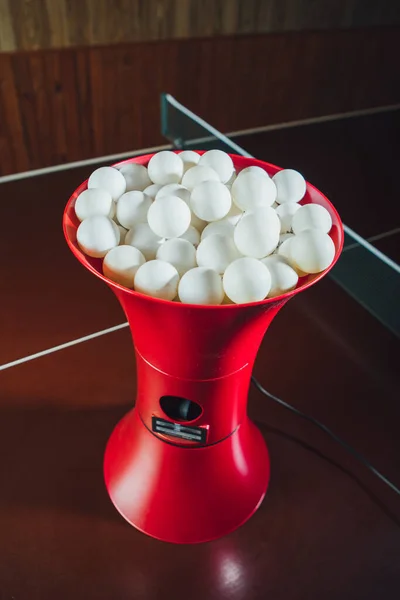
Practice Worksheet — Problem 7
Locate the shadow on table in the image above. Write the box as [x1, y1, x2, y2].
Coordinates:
[0, 402, 129, 521]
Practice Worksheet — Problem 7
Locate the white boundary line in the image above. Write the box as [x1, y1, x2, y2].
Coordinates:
[342, 227, 400, 252]
[0, 323, 129, 372]
[2, 101, 398, 184]
[0, 143, 171, 184]
[227, 103, 400, 138]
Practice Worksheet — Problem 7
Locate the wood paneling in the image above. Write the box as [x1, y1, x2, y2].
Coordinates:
[0, 0, 400, 51]
[0, 28, 399, 175]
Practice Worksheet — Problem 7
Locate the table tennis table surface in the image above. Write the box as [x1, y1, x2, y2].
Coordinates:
[0, 108, 399, 600]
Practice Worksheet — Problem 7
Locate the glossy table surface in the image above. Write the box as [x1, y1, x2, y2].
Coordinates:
[0, 110, 399, 599]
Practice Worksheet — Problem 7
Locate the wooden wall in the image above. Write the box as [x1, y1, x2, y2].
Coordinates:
[0, 27, 399, 175]
[0, 0, 400, 51]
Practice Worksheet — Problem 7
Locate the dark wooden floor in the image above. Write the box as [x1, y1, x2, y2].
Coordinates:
[0, 112, 399, 599]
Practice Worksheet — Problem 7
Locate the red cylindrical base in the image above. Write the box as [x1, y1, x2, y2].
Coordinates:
[104, 409, 270, 544]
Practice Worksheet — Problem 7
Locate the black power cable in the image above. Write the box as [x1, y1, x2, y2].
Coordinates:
[251, 376, 400, 496]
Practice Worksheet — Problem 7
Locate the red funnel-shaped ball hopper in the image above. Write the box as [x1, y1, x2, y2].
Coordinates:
[63, 153, 343, 543]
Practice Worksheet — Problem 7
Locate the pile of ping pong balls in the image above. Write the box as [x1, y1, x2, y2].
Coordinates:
[75, 149, 335, 305]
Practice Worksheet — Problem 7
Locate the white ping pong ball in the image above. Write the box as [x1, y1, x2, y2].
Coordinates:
[190, 180, 231, 221]
[239, 166, 269, 178]
[232, 172, 277, 210]
[134, 260, 179, 301]
[223, 257, 271, 304]
[157, 184, 206, 230]
[155, 183, 190, 203]
[157, 238, 197, 276]
[118, 163, 151, 192]
[275, 232, 294, 250]
[292, 203, 332, 234]
[289, 229, 335, 274]
[125, 223, 162, 260]
[88, 167, 126, 201]
[198, 150, 234, 183]
[180, 225, 201, 247]
[275, 202, 301, 233]
[190, 212, 207, 232]
[74, 188, 114, 221]
[234, 207, 280, 258]
[103, 245, 146, 288]
[277, 236, 307, 277]
[261, 255, 299, 298]
[143, 183, 163, 200]
[179, 225, 201, 247]
[273, 168, 306, 204]
[148, 195, 191, 238]
[147, 151, 184, 185]
[178, 267, 224, 305]
[77, 215, 120, 258]
[201, 219, 235, 240]
[181, 165, 219, 190]
[196, 234, 241, 274]
[179, 150, 200, 172]
[116, 191, 152, 228]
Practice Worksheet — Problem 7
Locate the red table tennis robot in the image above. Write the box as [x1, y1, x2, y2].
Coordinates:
[63, 153, 343, 543]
